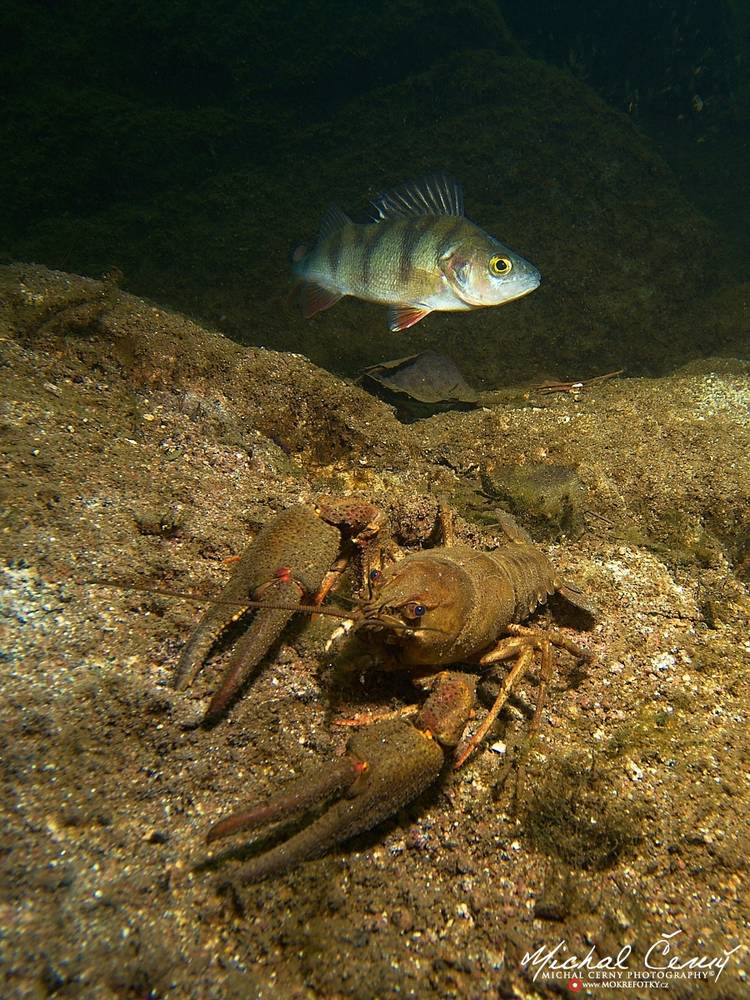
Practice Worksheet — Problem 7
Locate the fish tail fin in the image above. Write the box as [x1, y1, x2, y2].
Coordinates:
[291, 244, 310, 286]
[292, 202, 350, 275]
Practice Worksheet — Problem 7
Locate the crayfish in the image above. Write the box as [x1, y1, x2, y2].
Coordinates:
[174, 499, 594, 882]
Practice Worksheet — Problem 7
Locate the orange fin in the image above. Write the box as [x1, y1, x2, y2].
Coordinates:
[300, 282, 343, 319]
[388, 305, 432, 332]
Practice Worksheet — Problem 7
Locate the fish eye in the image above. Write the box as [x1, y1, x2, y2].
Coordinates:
[404, 602, 427, 619]
[489, 255, 513, 276]
[369, 568, 382, 582]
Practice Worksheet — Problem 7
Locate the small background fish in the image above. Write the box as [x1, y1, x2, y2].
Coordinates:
[293, 174, 540, 331]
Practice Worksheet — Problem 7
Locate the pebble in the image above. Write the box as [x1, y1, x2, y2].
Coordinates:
[391, 907, 414, 932]
[625, 758, 644, 781]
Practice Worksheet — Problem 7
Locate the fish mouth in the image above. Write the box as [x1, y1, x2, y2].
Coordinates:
[501, 268, 541, 303]
[513, 277, 541, 299]
[469, 276, 540, 308]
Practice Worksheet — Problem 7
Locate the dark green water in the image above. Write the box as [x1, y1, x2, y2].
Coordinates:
[3, 0, 749, 387]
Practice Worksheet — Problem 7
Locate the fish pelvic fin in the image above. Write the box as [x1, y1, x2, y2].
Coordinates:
[372, 174, 464, 220]
[388, 305, 432, 332]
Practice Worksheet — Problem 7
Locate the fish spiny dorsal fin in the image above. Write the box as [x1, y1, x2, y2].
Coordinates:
[319, 203, 351, 239]
[372, 174, 464, 220]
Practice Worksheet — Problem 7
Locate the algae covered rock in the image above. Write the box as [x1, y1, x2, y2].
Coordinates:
[420, 362, 750, 578]
[480, 461, 585, 540]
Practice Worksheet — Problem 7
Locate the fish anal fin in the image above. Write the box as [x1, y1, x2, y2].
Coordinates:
[373, 174, 464, 220]
[300, 281, 343, 319]
[388, 305, 432, 332]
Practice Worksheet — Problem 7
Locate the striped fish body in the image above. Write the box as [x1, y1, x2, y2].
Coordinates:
[293, 175, 540, 332]
[299, 215, 478, 309]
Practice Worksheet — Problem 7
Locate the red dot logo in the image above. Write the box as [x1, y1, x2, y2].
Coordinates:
[568, 978, 584, 992]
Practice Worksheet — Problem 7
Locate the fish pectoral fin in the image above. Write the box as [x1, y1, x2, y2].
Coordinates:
[299, 281, 344, 319]
[388, 305, 432, 332]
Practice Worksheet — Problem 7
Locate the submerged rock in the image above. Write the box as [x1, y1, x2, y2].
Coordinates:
[360, 350, 478, 420]
[480, 461, 585, 540]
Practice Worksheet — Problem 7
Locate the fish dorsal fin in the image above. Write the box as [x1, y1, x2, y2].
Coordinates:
[372, 174, 464, 220]
[319, 203, 351, 239]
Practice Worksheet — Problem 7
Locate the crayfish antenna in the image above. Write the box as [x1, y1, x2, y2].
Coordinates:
[202, 605, 298, 724]
[173, 599, 243, 691]
[182, 596, 356, 723]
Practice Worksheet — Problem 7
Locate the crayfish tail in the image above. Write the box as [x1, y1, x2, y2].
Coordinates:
[555, 580, 599, 624]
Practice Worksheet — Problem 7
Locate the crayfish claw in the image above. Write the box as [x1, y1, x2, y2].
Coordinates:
[206, 719, 444, 883]
[207, 757, 362, 844]
[201, 603, 297, 724]
[173, 504, 344, 721]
